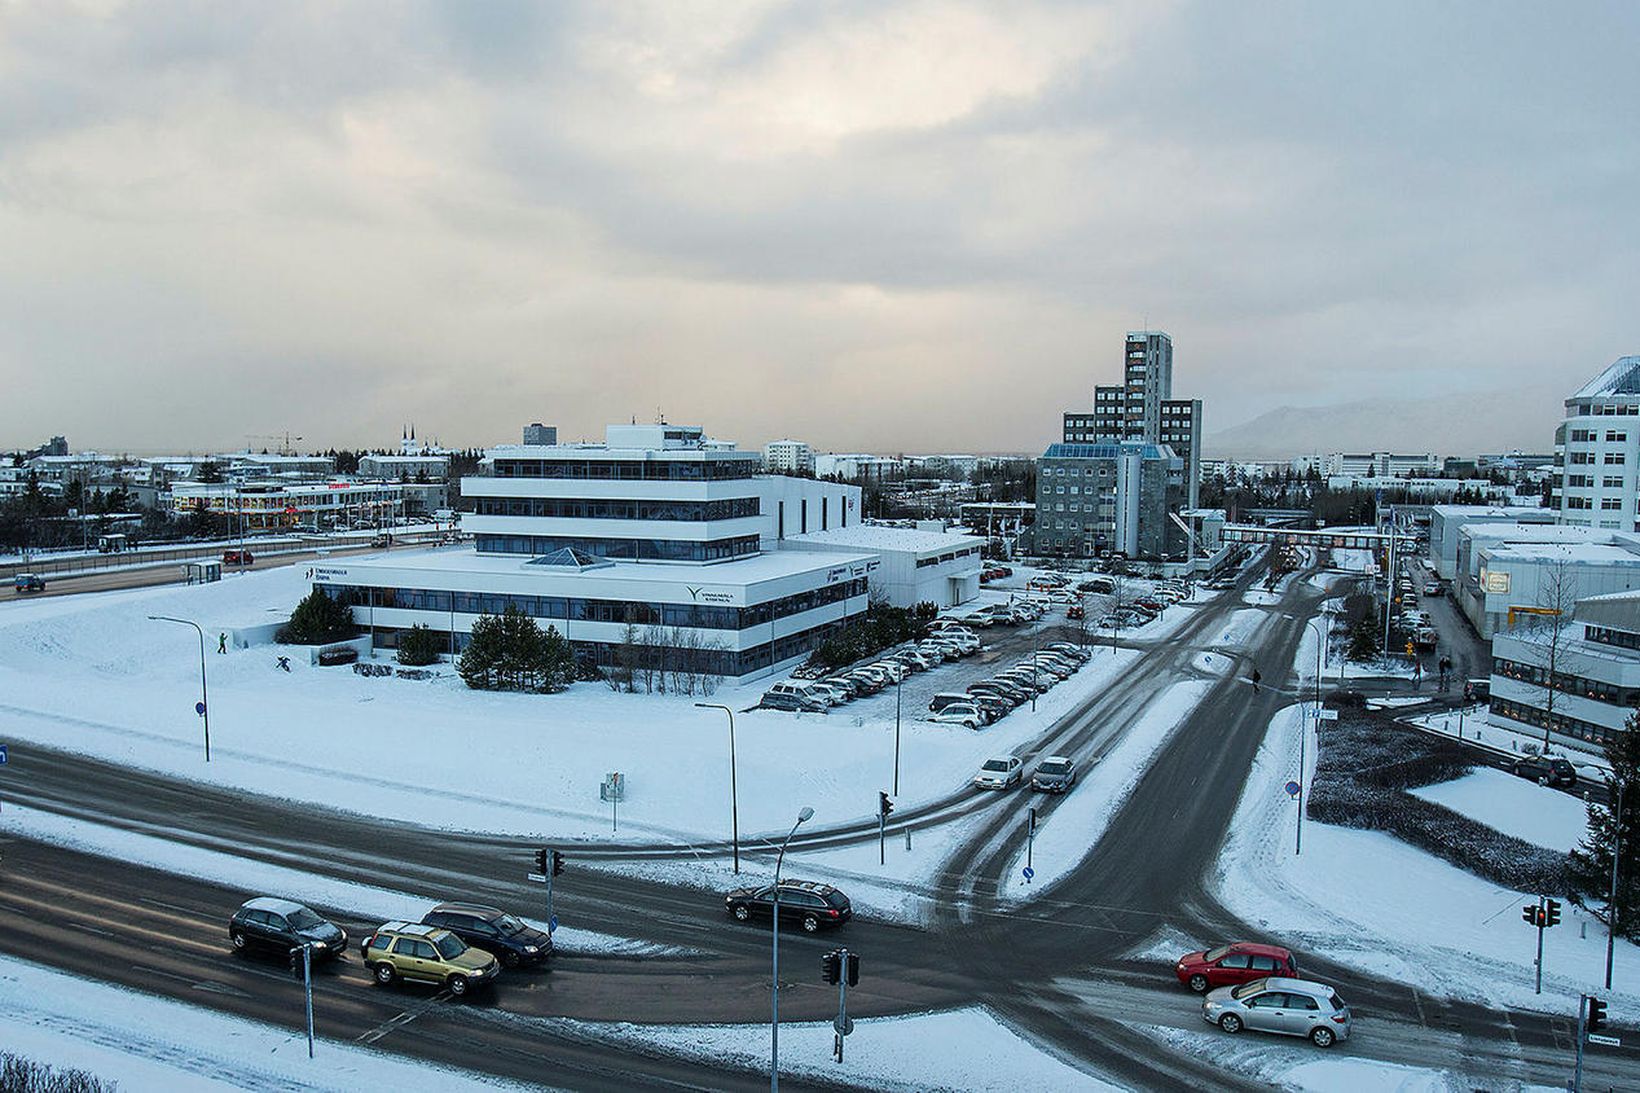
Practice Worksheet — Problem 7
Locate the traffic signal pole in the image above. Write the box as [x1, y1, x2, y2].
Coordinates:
[1573, 994, 1587, 1093]
[1535, 895, 1545, 994]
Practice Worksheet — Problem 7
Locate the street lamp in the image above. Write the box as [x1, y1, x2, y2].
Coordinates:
[1297, 616, 1326, 856]
[695, 703, 741, 874]
[147, 615, 211, 762]
[1608, 778, 1626, 990]
[770, 805, 814, 1093]
[893, 667, 902, 796]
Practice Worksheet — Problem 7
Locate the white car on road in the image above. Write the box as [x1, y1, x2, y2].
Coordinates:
[971, 756, 1023, 790]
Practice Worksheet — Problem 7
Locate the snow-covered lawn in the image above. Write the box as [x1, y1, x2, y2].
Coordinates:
[0, 566, 1133, 850]
[0, 953, 531, 1093]
[1409, 767, 1590, 853]
[1211, 703, 1640, 1014]
[536, 1006, 1117, 1092]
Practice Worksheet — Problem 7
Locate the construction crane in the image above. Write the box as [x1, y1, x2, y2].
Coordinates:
[245, 432, 304, 455]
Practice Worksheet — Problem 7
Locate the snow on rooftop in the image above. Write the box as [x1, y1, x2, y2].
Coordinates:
[334, 545, 878, 584]
[785, 524, 984, 554]
[1485, 540, 1640, 564]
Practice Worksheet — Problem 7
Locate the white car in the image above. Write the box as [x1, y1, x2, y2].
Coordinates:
[869, 661, 908, 683]
[959, 610, 996, 628]
[929, 703, 988, 729]
[972, 755, 1024, 789]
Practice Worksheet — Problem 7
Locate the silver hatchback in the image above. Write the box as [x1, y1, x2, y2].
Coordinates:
[1202, 977, 1352, 1048]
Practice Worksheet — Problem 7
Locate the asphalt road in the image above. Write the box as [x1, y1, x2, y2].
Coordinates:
[2, 552, 1636, 1090]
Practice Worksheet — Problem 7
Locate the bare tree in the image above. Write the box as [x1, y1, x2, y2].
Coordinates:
[1513, 556, 1584, 751]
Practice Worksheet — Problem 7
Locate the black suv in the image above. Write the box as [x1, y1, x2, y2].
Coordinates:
[725, 879, 852, 933]
[421, 903, 552, 968]
[229, 897, 347, 959]
[1511, 756, 1578, 788]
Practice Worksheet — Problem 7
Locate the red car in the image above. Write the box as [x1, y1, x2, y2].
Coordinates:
[1067, 604, 1085, 620]
[222, 549, 255, 566]
[1175, 942, 1298, 993]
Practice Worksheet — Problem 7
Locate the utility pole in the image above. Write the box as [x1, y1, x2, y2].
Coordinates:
[289, 943, 315, 1058]
[1573, 993, 1587, 1093]
[1607, 779, 1625, 990]
[893, 671, 902, 796]
[1026, 807, 1036, 878]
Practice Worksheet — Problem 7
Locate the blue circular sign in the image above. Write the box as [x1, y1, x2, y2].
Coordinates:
[195, 701, 207, 716]
[1285, 780, 1301, 798]
[1022, 866, 1035, 881]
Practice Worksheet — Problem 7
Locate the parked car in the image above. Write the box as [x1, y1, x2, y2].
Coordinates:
[222, 549, 254, 565]
[1510, 755, 1578, 788]
[844, 671, 885, 695]
[1201, 977, 1351, 1048]
[972, 755, 1024, 790]
[1045, 642, 1091, 662]
[229, 897, 348, 960]
[1066, 604, 1085, 621]
[930, 692, 978, 714]
[929, 703, 988, 729]
[969, 681, 1028, 705]
[13, 573, 45, 593]
[725, 879, 852, 933]
[969, 694, 1014, 722]
[761, 691, 828, 713]
[871, 660, 909, 683]
[1031, 755, 1077, 793]
[807, 680, 854, 705]
[767, 681, 837, 708]
[360, 921, 500, 996]
[421, 902, 551, 968]
[1175, 942, 1299, 993]
[958, 610, 996, 628]
[1423, 581, 1444, 596]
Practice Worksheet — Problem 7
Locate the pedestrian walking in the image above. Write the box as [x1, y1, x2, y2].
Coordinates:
[1251, 667, 1262, 693]
[218, 632, 227, 654]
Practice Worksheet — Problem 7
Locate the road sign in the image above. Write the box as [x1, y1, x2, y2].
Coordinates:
[1318, 709, 1339, 721]
[195, 701, 207, 716]
[1285, 780, 1301, 798]
[548, 915, 558, 933]
[1588, 1033, 1621, 1047]
[0, 744, 7, 765]
[833, 1015, 854, 1036]
[1022, 866, 1035, 882]
[526, 872, 547, 883]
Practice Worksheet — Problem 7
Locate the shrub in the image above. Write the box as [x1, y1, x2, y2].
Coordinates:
[276, 589, 357, 645]
[395, 623, 442, 667]
[0, 1052, 118, 1093]
[805, 603, 927, 671]
[1308, 714, 1568, 895]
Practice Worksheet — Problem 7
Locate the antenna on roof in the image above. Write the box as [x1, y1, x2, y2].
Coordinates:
[656, 406, 666, 425]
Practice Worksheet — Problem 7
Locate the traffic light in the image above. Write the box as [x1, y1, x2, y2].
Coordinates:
[1587, 996, 1607, 1034]
[879, 791, 893, 819]
[844, 951, 860, 987]
[551, 850, 566, 877]
[1522, 904, 1537, 925]
[1545, 898, 1561, 928]
[288, 945, 306, 978]
[533, 848, 548, 874]
[822, 950, 841, 985]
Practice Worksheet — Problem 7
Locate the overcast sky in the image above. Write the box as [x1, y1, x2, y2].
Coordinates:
[2, 1, 1636, 456]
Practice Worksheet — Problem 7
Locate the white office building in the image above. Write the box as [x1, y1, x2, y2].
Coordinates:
[781, 524, 984, 608]
[1458, 532, 1640, 639]
[307, 424, 874, 682]
[1429, 504, 1557, 580]
[762, 439, 814, 475]
[1489, 587, 1640, 755]
[1556, 356, 1640, 531]
[1323, 452, 1440, 477]
[171, 480, 403, 531]
[815, 453, 904, 482]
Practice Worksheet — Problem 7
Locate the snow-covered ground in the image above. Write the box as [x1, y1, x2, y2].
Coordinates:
[0, 566, 1132, 850]
[0, 953, 531, 1093]
[534, 1005, 1118, 1092]
[1211, 703, 1640, 1015]
[1409, 767, 1589, 853]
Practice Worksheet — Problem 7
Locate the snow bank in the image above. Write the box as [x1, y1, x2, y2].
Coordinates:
[1409, 767, 1589, 852]
[0, 953, 531, 1092]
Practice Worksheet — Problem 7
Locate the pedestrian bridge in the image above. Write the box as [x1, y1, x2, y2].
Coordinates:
[1222, 525, 1418, 550]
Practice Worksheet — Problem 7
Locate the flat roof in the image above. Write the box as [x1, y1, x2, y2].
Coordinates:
[785, 525, 984, 554]
[1485, 542, 1640, 565]
[327, 545, 878, 585]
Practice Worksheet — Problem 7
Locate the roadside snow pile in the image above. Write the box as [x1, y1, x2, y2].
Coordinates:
[1141, 1024, 1481, 1092]
[538, 1006, 1118, 1092]
[0, 953, 531, 1093]
[1409, 767, 1589, 852]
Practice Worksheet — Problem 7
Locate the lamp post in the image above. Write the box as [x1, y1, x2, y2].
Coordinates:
[147, 615, 211, 762]
[695, 703, 741, 874]
[893, 668, 902, 796]
[771, 805, 814, 1093]
[1608, 778, 1626, 990]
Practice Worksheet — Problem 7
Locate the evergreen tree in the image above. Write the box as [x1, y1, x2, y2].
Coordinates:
[396, 623, 442, 666]
[277, 589, 358, 644]
[457, 606, 573, 693]
[1568, 712, 1640, 939]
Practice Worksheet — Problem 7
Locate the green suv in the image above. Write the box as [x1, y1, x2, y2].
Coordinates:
[360, 921, 499, 997]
